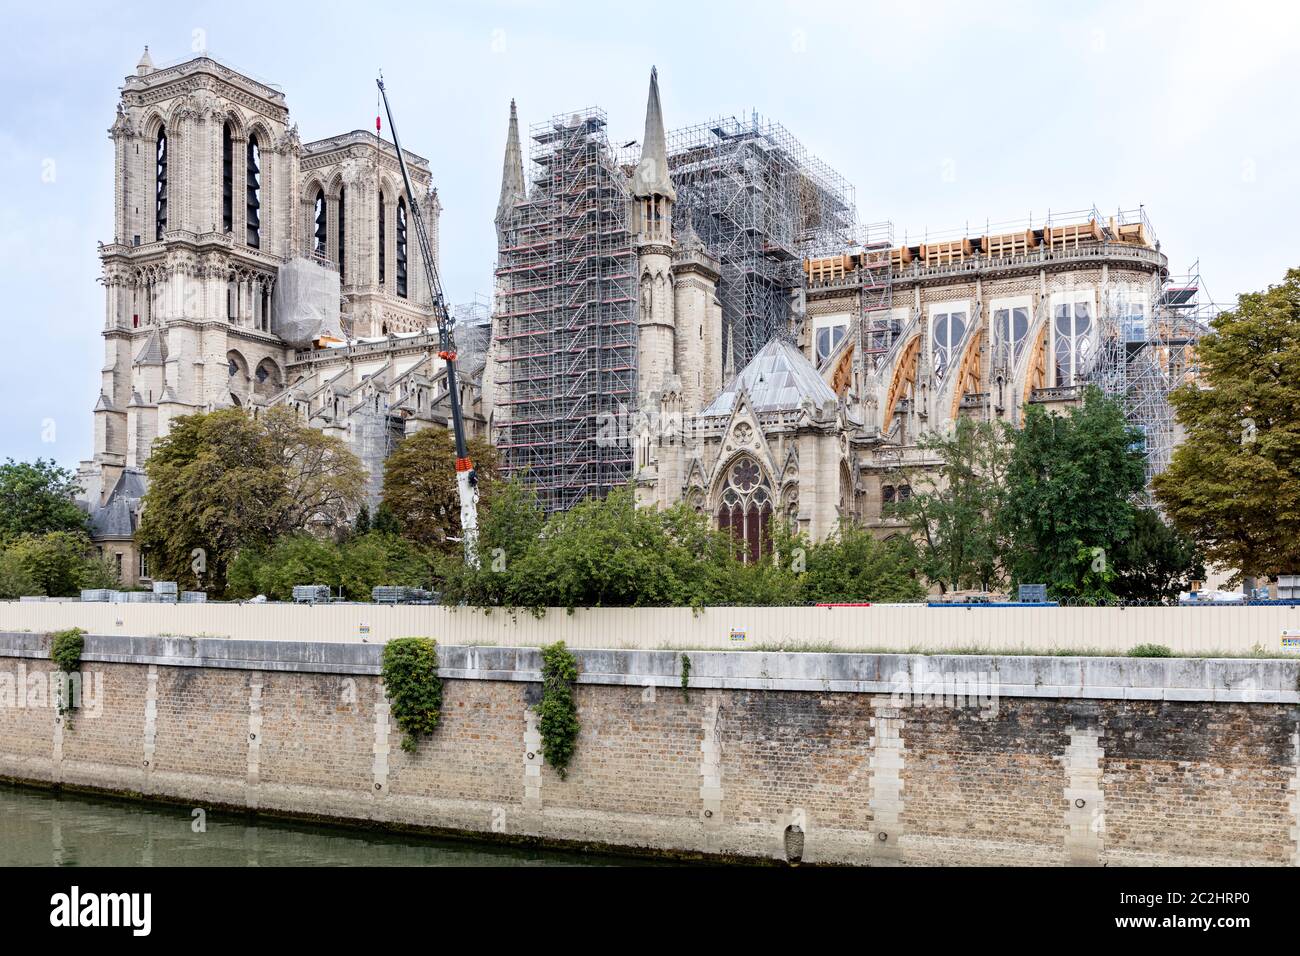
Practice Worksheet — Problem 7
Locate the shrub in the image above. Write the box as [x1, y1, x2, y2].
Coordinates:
[1127, 643, 1174, 658]
[50, 627, 85, 716]
[538, 641, 580, 779]
[381, 638, 443, 753]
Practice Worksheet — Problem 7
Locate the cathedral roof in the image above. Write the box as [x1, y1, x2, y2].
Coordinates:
[701, 337, 838, 418]
[630, 67, 675, 201]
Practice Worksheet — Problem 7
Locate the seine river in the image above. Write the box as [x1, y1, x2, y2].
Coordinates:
[1, 785, 640, 867]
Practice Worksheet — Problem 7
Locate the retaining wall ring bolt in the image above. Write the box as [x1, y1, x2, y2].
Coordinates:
[250, 733, 256, 741]
[1075, 799, 1086, 808]
[527, 752, 534, 760]
[704, 809, 713, 818]
[375, 783, 382, 791]
[878, 832, 889, 842]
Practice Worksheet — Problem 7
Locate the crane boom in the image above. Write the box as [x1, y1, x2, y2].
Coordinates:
[376, 76, 480, 567]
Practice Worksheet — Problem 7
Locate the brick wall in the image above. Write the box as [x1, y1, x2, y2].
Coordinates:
[1, 643, 1297, 866]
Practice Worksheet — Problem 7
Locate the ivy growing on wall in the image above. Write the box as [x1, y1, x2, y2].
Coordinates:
[680, 653, 692, 702]
[381, 637, 443, 753]
[538, 641, 579, 779]
[49, 627, 84, 716]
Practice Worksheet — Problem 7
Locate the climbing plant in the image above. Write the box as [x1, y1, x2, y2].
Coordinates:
[381, 637, 443, 753]
[49, 627, 84, 716]
[680, 653, 692, 702]
[538, 641, 580, 779]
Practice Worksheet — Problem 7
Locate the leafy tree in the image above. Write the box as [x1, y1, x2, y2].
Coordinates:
[894, 419, 1010, 592]
[261, 406, 368, 536]
[1154, 267, 1300, 585]
[437, 478, 546, 608]
[0, 459, 88, 541]
[226, 532, 431, 601]
[353, 502, 371, 535]
[1000, 387, 1146, 601]
[381, 429, 499, 551]
[0, 532, 117, 598]
[505, 489, 718, 610]
[801, 524, 926, 604]
[1110, 507, 1205, 604]
[137, 409, 364, 594]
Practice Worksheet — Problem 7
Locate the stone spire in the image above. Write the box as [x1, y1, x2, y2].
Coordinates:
[136, 46, 155, 77]
[494, 99, 526, 236]
[630, 67, 675, 201]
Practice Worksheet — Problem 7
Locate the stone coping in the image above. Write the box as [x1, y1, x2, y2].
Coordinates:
[1, 632, 1297, 704]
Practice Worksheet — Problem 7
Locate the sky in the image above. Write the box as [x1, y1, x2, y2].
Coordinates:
[1, 0, 1297, 471]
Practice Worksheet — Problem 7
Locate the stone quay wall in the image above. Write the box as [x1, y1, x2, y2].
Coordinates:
[1, 631, 1297, 865]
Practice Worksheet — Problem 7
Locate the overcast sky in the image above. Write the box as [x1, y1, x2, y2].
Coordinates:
[2, 0, 1297, 470]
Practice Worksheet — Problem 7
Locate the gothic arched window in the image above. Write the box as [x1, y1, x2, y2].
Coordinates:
[931, 308, 968, 385]
[246, 134, 262, 248]
[1054, 297, 1094, 385]
[222, 122, 234, 233]
[313, 189, 326, 257]
[378, 191, 386, 286]
[716, 456, 773, 564]
[396, 197, 409, 298]
[154, 126, 168, 241]
[993, 305, 1030, 365]
[337, 186, 346, 282]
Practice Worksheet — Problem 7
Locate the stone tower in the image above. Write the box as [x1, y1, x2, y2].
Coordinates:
[632, 67, 677, 411]
[630, 68, 722, 509]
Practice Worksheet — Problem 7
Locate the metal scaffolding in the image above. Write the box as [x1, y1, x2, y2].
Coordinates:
[1089, 262, 1213, 486]
[666, 114, 857, 368]
[492, 108, 638, 512]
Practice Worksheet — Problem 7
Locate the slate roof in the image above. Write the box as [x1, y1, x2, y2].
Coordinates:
[87, 468, 147, 540]
[701, 337, 838, 418]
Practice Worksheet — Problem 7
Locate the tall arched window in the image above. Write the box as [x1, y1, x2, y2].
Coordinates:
[396, 197, 409, 298]
[1054, 298, 1093, 385]
[337, 186, 346, 281]
[931, 307, 968, 385]
[716, 456, 772, 564]
[221, 122, 234, 233]
[313, 189, 326, 257]
[378, 191, 386, 286]
[154, 126, 168, 241]
[245, 134, 261, 248]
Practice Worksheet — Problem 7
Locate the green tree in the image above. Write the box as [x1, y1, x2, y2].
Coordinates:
[1110, 507, 1205, 604]
[353, 502, 371, 535]
[1001, 388, 1146, 601]
[1154, 267, 1300, 585]
[436, 478, 546, 608]
[0, 532, 117, 598]
[0, 459, 88, 541]
[800, 524, 926, 604]
[227, 532, 431, 601]
[894, 419, 1010, 592]
[381, 429, 499, 551]
[137, 408, 364, 594]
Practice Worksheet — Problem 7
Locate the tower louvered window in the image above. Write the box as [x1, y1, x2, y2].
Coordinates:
[154, 127, 167, 241]
[246, 134, 261, 248]
[337, 186, 345, 281]
[378, 191, 386, 286]
[313, 189, 326, 257]
[222, 122, 233, 232]
[396, 197, 408, 298]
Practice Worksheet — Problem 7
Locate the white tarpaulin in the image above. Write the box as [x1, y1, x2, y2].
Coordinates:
[273, 258, 342, 348]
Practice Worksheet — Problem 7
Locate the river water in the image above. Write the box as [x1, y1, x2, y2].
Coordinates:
[1, 784, 640, 866]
